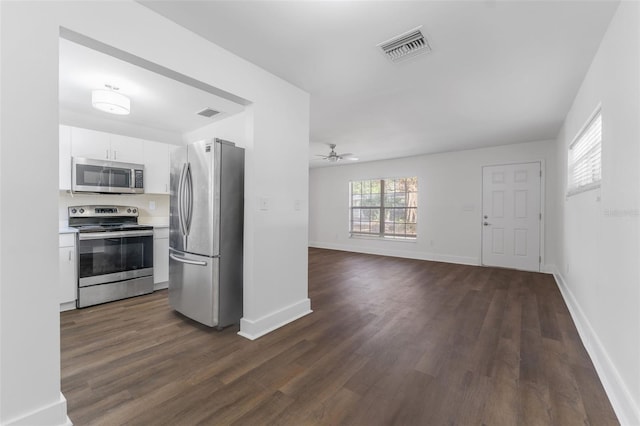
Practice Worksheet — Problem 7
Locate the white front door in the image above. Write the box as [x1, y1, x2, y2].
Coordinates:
[481, 162, 541, 272]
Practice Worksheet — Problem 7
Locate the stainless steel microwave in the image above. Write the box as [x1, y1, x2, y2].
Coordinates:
[72, 157, 144, 194]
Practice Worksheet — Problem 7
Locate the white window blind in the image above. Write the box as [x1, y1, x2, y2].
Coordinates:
[568, 109, 602, 196]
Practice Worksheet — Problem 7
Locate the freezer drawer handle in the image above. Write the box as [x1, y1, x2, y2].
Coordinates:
[169, 253, 207, 266]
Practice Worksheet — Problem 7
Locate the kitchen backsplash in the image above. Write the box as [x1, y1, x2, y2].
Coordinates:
[59, 191, 170, 227]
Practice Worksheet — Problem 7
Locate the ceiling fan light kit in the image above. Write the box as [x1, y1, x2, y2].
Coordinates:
[316, 143, 358, 163]
[92, 84, 130, 115]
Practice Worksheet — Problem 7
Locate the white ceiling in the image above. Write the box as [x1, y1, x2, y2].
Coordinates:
[140, 0, 618, 166]
[59, 37, 244, 143]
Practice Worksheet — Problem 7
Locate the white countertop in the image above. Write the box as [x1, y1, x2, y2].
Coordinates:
[139, 217, 169, 227]
[59, 226, 78, 234]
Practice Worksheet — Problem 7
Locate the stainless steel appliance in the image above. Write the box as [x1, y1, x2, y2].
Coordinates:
[72, 157, 145, 194]
[169, 139, 244, 329]
[69, 205, 154, 308]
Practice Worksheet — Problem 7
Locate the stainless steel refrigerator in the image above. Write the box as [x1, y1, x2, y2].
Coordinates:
[169, 138, 244, 329]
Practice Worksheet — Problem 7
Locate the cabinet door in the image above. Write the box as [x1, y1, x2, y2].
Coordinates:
[70, 127, 111, 160]
[59, 125, 72, 190]
[110, 134, 145, 164]
[59, 246, 77, 305]
[144, 141, 170, 194]
[153, 236, 169, 284]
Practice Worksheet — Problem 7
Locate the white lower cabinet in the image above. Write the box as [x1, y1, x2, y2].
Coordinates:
[154, 227, 169, 289]
[59, 233, 77, 311]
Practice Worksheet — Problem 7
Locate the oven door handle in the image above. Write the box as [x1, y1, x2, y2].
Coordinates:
[79, 230, 154, 240]
[169, 253, 207, 266]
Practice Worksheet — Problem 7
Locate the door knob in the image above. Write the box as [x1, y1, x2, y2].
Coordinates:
[484, 215, 488, 219]
[483, 222, 490, 226]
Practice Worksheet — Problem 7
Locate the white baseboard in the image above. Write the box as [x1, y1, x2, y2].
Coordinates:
[552, 268, 640, 426]
[153, 281, 168, 291]
[59, 301, 76, 312]
[309, 241, 479, 266]
[238, 298, 312, 341]
[3, 392, 71, 426]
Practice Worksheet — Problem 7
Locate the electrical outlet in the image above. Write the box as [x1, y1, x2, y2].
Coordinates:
[149, 201, 156, 210]
[294, 199, 302, 211]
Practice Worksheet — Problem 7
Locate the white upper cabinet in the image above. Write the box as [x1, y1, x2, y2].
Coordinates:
[70, 127, 144, 164]
[143, 140, 170, 194]
[110, 134, 145, 164]
[59, 125, 72, 190]
[70, 127, 111, 160]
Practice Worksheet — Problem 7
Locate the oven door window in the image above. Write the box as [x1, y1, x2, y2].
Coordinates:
[78, 235, 153, 279]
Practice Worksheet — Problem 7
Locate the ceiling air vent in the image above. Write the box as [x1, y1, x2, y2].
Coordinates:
[196, 107, 220, 118]
[378, 27, 431, 63]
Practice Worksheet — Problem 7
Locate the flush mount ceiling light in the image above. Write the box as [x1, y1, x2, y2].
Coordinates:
[92, 84, 130, 115]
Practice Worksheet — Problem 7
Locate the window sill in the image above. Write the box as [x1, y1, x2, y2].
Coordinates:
[566, 182, 601, 198]
[349, 234, 417, 243]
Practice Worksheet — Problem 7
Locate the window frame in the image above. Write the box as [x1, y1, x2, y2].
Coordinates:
[349, 177, 418, 240]
[567, 106, 602, 197]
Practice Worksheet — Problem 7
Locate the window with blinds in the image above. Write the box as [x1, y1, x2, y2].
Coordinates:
[568, 108, 602, 196]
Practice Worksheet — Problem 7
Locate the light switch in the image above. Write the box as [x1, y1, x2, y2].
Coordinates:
[149, 201, 156, 210]
[259, 197, 269, 211]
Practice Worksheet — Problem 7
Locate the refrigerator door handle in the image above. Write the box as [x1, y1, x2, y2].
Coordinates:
[169, 253, 207, 266]
[178, 163, 188, 238]
[185, 162, 194, 235]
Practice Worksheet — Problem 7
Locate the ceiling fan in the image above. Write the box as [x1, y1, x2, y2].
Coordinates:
[316, 144, 358, 163]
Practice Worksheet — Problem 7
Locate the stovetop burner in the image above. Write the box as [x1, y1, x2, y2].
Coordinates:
[68, 205, 151, 232]
[73, 223, 154, 233]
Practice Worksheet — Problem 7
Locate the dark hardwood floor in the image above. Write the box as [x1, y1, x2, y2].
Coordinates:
[61, 248, 619, 425]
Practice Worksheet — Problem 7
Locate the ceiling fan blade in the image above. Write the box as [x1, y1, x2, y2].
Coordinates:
[346, 157, 359, 161]
[314, 154, 329, 158]
[340, 153, 354, 157]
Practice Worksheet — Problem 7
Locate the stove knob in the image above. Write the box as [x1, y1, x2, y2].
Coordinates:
[71, 208, 77, 214]
[132, 208, 137, 214]
[127, 208, 132, 213]
[79, 208, 85, 214]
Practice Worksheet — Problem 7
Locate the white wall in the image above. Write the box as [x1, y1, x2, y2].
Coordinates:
[0, 1, 309, 424]
[0, 2, 68, 425]
[310, 140, 556, 268]
[553, 2, 640, 424]
[183, 110, 249, 146]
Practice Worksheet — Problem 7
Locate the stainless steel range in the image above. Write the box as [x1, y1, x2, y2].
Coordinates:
[69, 205, 154, 308]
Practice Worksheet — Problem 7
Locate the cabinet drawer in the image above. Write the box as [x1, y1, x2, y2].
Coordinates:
[59, 233, 76, 247]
